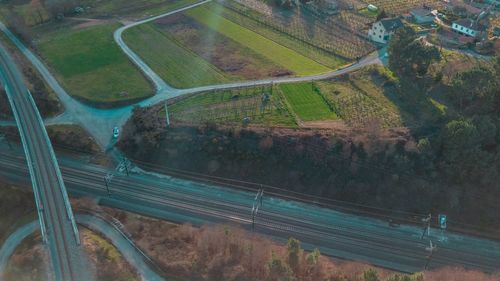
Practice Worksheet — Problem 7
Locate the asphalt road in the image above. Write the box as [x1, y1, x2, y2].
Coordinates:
[0, 215, 164, 281]
[0, 221, 40, 278]
[0, 43, 88, 280]
[1, 150, 499, 274]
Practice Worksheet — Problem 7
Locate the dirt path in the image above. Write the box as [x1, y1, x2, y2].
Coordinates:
[66, 17, 112, 30]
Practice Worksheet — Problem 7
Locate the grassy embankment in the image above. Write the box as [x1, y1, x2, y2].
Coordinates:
[36, 23, 153, 106]
[0, 32, 61, 119]
[2, 227, 140, 281]
[0, 185, 36, 244]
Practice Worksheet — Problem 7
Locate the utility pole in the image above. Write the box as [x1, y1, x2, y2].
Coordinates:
[424, 240, 437, 270]
[251, 188, 264, 231]
[120, 158, 129, 176]
[104, 173, 113, 196]
[421, 213, 432, 239]
[251, 204, 257, 231]
[165, 102, 170, 127]
[438, 214, 447, 242]
[260, 186, 264, 208]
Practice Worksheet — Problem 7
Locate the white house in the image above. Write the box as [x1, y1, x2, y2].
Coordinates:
[368, 17, 404, 44]
[451, 19, 486, 38]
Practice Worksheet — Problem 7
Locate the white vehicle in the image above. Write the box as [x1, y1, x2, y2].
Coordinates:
[113, 126, 120, 138]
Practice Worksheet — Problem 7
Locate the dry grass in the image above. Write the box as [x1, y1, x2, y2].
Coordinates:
[95, 205, 500, 281]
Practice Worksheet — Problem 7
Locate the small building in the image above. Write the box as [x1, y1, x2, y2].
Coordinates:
[410, 8, 435, 24]
[367, 4, 378, 12]
[368, 17, 404, 44]
[451, 18, 487, 38]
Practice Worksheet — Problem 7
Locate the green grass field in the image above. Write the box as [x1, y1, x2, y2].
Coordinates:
[37, 23, 153, 105]
[123, 23, 229, 88]
[186, 6, 331, 76]
[279, 82, 338, 121]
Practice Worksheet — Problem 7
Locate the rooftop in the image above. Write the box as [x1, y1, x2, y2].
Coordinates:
[453, 18, 487, 31]
[410, 8, 433, 17]
[379, 17, 404, 31]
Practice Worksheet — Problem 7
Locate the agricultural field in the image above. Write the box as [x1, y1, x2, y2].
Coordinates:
[124, 2, 336, 88]
[167, 66, 418, 129]
[36, 23, 153, 105]
[316, 68, 404, 128]
[358, 0, 443, 15]
[212, 3, 347, 69]
[168, 85, 296, 127]
[185, 5, 331, 75]
[227, 0, 375, 60]
[123, 23, 230, 89]
[279, 82, 338, 122]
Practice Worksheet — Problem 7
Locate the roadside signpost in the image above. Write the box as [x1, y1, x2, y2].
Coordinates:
[251, 188, 264, 231]
[165, 102, 170, 127]
[438, 214, 447, 242]
[438, 214, 447, 229]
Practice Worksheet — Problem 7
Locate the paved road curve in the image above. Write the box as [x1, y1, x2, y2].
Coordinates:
[0, 42, 88, 280]
[0, 215, 164, 281]
[0, 221, 40, 278]
[1, 150, 499, 274]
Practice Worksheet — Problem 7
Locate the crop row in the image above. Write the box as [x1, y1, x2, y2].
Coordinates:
[215, 0, 375, 60]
